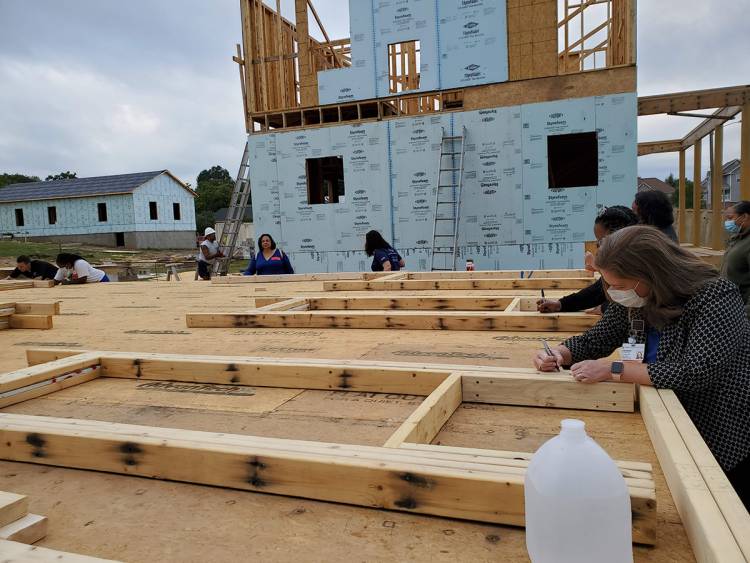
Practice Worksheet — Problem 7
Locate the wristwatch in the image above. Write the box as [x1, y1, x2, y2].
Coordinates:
[611, 361, 624, 382]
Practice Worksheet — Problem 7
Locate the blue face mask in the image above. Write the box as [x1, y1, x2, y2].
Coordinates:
[725, 220, 741, 234]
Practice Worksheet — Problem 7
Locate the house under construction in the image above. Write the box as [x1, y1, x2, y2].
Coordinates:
[231, 0, 637, 272]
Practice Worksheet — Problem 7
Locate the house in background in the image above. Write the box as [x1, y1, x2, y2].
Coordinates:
[0, 170, 196, 249]
[214, 206, 254, 258]
[702, 159, 742, 204]
[637, 177, 675, 195]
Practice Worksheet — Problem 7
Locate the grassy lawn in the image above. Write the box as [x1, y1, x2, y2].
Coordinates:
[0, 239, 195, 267]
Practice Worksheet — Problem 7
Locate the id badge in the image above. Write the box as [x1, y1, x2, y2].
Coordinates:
[621, 342, 645, 361]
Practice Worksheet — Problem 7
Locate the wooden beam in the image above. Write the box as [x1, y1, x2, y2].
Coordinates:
[186, 310, 599, 332]
[295, 0, 317, 106]
[384, 374, 462, 448]
[306, 296, 516, 311]
[0, 366, 101, 410]
[692, 140, 703, 247]
[0, 492, 28, 528]
[12, 302, 60, 315]
[462, 371, 635, 412]
[639, 386, 745, 561]
[637, 140, 682, 156]
[306, 0, 342, 68]
[638, 85, 750, 116]
[322, 278, 594, 291]
[211, 272, 371, 284]
[0, 414, 656, 544]
[0, 513, 47, 544]
[742, 103, 750, 200]
[711, 125, 724, 250]
[681, 107, 741, 149]
[678, 149, 686, 242]
[405, 269, 594, 280]
[0, 353, 100, 394]
[0, 539, 121, 562]
[8, 315, 52, 330]
[659, 390, 750, 560]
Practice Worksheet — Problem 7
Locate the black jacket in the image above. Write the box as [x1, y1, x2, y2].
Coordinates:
[563, 278, 750, 471]
[559, 278, 607, 312]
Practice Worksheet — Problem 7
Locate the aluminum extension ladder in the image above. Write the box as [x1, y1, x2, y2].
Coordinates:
[429, 127, 466, 271]
[213, 141, 252, 275]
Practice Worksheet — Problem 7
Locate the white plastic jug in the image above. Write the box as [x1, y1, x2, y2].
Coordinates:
[525, 419, 633, 563]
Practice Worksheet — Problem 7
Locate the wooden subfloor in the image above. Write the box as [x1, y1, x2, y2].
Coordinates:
[0, 279, 696, 562]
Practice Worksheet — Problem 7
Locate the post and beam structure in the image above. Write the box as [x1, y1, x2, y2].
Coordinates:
[678, 149, 686, 241]
[693, 141, 702, 247]
[711, 125, 724, 250]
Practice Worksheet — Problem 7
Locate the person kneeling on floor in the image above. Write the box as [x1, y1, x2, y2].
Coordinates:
[197, 227, 224, 280]
[53, 253, 109, 284]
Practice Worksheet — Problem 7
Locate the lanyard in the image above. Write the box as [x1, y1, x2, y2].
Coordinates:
[627, 309, 645, 345]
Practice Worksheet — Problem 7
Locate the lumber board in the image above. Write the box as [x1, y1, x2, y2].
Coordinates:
[0, 367, 101, 409]
[405, 269, 594, 280]
[96, 354, 448, 396]
[8, 315, 53, 330]
[0, 281, 33, 291]
[461, 372, 635, 412]
[0, 492, 28, 528]
[12, 302, 60, 315]
[384, 373, 463, 448]
[0, 414, 656, 543]
[659, 390, 750, 560]
[306, 296, 516, 311]
[252, 296, 310, 311]
[0, 539, 121, 562]
[0, 353, 101, 394]
[211, 272, 372, 284]
[185, 310, 598, 332]
[322, 278, 593, 291]
[639, 386, 745, 561]
[32, 280, 55, 288]
[0, 513, 47, 544]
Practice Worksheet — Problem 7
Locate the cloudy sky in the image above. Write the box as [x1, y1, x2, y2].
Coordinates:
[0, 0, 747, 186]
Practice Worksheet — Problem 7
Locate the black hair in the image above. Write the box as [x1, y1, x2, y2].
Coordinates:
[594, 205, 638, 234]
[364, 230, 392, 257]
[257, 233, 277, 250]
[634, 190, 675, 229]
[16, 255, 31, 264]
[730, 200, 750, 216]
[56, 253, 84, 268]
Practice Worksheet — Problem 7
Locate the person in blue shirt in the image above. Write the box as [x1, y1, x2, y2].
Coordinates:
[365, 230, 404, 272]
[242, 233, 294, 275]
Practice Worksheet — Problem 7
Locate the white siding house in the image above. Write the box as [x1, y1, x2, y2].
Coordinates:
[0, 171, 196, 248]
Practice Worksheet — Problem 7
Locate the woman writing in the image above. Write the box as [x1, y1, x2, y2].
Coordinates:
[365, 230, 405, 272]
[242, 234, 294, 275]
[533, 226, 750, 508]
[537, 205, 637, 313]
[722, 200, 750, 317]
[53, 253, 109, 284]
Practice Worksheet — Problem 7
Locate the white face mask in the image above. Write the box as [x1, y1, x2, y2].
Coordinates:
[607, 281, 646, 308]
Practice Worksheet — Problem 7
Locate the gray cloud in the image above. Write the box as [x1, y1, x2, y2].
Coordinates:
[0, 0, 747, 187]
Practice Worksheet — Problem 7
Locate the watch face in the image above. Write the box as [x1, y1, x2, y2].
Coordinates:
[612, 362, 624, 374]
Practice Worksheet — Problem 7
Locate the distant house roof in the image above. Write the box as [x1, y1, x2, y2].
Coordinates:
[637, 177, 675, 195]
[0, 170, 195, 203]
[214, 206, 253, 222]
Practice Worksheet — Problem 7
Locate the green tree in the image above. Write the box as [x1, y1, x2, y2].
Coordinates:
[666, 173, 698, 209]
[45, 171, 77, 181]
[0, 173, 40, 188]
[194, 166, 235, 232]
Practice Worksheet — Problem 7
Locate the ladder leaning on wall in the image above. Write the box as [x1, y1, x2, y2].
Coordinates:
[213, 141, 253, 275]
[429, 127, 466, 271]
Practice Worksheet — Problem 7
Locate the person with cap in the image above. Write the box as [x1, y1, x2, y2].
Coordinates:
[197, 227, 224, 280]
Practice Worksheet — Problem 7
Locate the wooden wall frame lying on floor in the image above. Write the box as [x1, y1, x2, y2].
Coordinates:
[4, 349, 749, 560]
[186, 295, 598, 331]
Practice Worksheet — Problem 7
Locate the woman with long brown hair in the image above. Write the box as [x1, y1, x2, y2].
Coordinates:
[533, 225, 750, 508]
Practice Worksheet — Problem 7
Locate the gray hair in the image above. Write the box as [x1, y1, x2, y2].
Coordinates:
[595, 225, 719, 328]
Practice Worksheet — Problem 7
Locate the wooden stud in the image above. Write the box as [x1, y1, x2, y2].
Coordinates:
[185, 310, 599, 332]
[678, 148, 686, 242]
[0, 367, 101, 410]
[659, 390, 750, 560]
[0, 353, 101, 394]
[711, 125, 724, 250]
[639, 386, 745, 560]
[638, 85, 750, 116]
[0, 413, 656, 544]
[384, 374, 463, 447]
[306, 296, 516, 311]
[0, 492, 28, 529]
[322, 278, 593, 292]
[0, 539, 121, 562]
[8, 315, 52, 330]
[462, 371, 635, 412]
[692, 140, 702, 247]
[12, 302, 60, 315]
[0, 514, 48, 544]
